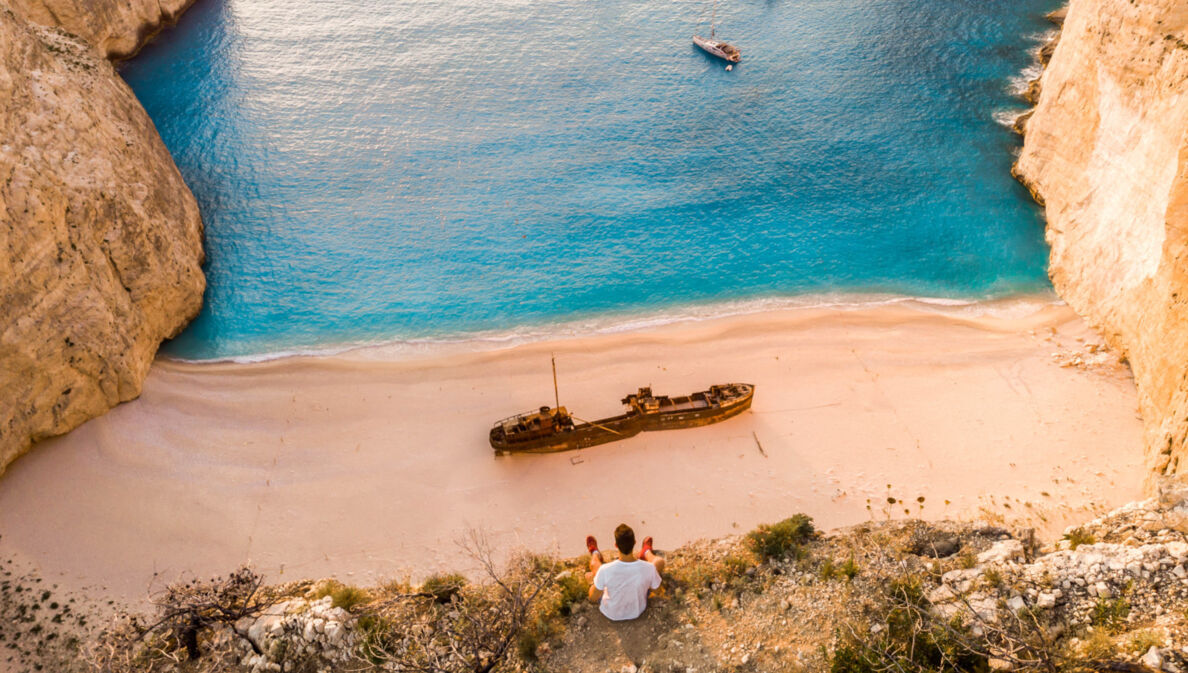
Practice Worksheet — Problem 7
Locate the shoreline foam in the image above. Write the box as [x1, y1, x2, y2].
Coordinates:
[165, 291, 1064, 365]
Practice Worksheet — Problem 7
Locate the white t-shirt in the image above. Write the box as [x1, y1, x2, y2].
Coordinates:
[593, 559, 662, 621]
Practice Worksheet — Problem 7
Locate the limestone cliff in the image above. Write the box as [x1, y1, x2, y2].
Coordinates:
[7, 0, 195, 60]
[0, 6, 205, 475]
[1015, 0, 1188, 476]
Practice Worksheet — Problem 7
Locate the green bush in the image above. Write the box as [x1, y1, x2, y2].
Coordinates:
[554, 571, 587, 617]
[820, 557, 858, 581]
[839, 556, 860, 581]
[421, 573, 467, 604]
[820, 558, 837, 580]
[308, 580, 371, 611]
[746, 514, 816, 562]
[1091, 597, 1130, 633]
[1063, 528, 1096, 551]
[354, 613, 397, 666]
[518, 623, 543, 661]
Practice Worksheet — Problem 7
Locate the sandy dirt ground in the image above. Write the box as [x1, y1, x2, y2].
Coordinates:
[0, 299, 1146, 601]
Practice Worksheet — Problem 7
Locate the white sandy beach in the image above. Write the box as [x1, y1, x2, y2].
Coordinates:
[0, 300, 1146, 600]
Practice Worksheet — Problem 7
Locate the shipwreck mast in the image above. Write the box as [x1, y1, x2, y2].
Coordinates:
[551, 354, 560, 411]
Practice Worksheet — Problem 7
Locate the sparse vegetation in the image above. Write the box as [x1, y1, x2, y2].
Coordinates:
[350, 530, 554, 673]
[746, 514, 816, 562]
[310, 579, 371, 611]
[87, 566, 276, 670]
[1126, 628, 1166, 655]
[1091, 597, 1131, 633]
[1079, 628, 1118, 660]
[421, 572, 467, 604]
[830, 575, 988, 673]
[1063, 528, 1096, 550]
[820, 556, 860, 582]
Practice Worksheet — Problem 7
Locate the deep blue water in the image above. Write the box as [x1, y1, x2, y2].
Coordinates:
[122, 0, 1058, 360]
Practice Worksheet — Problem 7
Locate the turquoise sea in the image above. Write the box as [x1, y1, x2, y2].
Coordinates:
[122, 0, 1060, 360]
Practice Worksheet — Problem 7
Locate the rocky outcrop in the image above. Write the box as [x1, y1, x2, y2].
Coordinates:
[0, 5, 205, 476]
[1014, 0, 1188, 478]
[7, 0, 196, 60]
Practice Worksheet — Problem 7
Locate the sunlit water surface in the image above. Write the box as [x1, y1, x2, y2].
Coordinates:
[122, 0, 1059, 359]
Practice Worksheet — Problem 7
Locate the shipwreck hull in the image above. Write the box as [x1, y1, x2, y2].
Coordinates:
[490, 383, 754, 455]
[491, 414, 641, 455]
[641, 393, 753, 431]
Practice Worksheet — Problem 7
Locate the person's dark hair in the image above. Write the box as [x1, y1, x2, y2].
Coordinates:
[614, 524, 635, 555]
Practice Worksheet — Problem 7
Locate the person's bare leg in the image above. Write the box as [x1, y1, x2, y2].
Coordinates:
[640, 536, 665, 574]
[586, 535, 603, 582]
[642, 549, 666, 574]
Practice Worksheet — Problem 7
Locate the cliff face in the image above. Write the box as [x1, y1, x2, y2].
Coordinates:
[0, 5, 205, 475]
[7, 0, 195, 60]
[1015, 0, 1188, 476]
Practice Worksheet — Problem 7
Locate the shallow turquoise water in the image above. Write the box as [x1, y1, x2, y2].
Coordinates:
[122, 0, 1058, 360]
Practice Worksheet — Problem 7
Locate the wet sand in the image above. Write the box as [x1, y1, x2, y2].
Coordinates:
[0, 299, 1145, 600]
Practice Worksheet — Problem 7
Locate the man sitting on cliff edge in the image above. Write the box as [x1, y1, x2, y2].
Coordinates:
[585, 523, 665, 621]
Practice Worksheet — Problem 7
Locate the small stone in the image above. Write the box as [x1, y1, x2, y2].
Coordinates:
[1036, 592, 1056, 609]
[1007, 596, 1026, 612]
[1095, 582, 1111, 598]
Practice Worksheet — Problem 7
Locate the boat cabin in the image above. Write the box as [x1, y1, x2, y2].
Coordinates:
[499, 406, 574, 440]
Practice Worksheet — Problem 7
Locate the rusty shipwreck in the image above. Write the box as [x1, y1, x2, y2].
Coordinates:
[489, 359, 753, 455]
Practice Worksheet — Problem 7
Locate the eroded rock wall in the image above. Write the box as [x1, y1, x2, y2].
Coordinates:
[1015, 0, 1188, 478]
[7, 0, 195, 60]
[0, 5, 204, 475]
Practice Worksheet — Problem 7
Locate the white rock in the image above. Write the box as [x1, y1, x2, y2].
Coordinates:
[1095, 582, 1112, 598]
[325, 622, 344, 646]
[1007, 596, 1027, 612]
[1140, 647, 1165, 670]
[1036, 592, 1057, 609]
[979, 540, 1024, 564]
[248, 615, 281, 648]
[928, 585, 956, 604]
[1166, 542, 1188, 559]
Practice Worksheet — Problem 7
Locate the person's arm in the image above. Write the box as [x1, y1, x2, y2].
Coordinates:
[589, 566, 605, 603]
